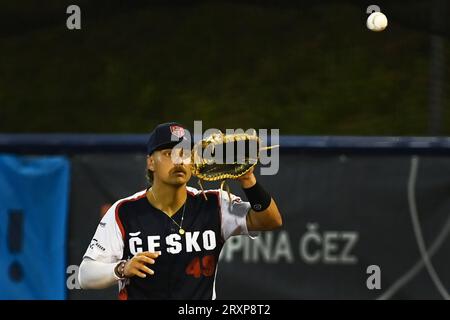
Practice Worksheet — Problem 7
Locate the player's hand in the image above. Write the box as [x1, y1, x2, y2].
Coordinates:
[237, 167, 256, 188]
[124, 251, 160, 278]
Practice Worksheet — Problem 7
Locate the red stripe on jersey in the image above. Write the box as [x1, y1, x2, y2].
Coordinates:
[118, 288, 128, 300]
[115, 192, 147, 240]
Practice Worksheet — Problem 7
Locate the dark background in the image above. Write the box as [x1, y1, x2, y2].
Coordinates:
[1, 0, 449, 135]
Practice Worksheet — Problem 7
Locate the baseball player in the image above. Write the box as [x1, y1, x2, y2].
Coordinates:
[78, 122, 282, 299]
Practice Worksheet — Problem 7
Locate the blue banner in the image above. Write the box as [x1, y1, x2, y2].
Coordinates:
[0, 155, 70, 299]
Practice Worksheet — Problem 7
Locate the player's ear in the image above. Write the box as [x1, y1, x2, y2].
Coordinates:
[147, 155, 155, 172]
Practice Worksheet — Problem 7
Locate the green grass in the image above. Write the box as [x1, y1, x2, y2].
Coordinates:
[0, 2, 448, 135]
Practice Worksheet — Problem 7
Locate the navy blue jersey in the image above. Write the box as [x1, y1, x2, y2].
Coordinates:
[83, 187, 255, 300]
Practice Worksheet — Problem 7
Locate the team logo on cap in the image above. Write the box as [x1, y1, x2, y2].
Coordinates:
[170, 125, 185, 138]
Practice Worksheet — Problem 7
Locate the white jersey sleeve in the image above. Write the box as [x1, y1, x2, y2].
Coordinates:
[83, 202, 124, 263]
[218, 190, 259, 241]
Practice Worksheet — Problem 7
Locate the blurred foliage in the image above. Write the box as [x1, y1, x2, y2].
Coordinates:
[0, 1, 449, 135]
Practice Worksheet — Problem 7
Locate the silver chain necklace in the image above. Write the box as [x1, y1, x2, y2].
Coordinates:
[150, 188, 186, 235]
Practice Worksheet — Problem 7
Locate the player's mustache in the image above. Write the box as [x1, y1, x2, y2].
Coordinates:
[171, 166, 187, 174]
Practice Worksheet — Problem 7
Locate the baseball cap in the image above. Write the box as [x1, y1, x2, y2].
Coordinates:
[146, 122, 190, 155]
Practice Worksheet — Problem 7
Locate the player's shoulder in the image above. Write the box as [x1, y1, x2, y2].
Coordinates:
[186, 186, 242, 202]
[187, 186, 213, 195]
[115, 189, 147, 207]
[103, 189, 148, 220]
[186, 186, 222, 197]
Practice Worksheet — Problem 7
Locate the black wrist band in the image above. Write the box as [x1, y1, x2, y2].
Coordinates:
[243, 182, 271, 212]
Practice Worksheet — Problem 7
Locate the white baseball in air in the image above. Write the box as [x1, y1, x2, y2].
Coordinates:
[367, 12, 388, 32]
